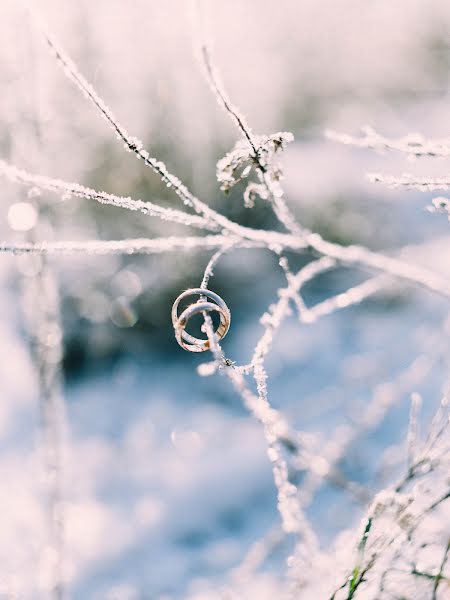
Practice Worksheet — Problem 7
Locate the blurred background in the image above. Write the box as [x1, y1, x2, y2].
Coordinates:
[1, 0, 450, 597]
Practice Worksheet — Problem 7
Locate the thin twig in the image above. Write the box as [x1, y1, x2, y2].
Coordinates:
[199, 41, 303, 236]
[0, 235, 249, 255]
[0, 158, 217, 231]
[326, 127, 450, 158]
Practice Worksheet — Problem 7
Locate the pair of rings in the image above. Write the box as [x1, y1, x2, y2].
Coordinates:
[171, 288, 231, 352]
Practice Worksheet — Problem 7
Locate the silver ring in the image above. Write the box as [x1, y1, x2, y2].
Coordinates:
[172, 288, 231, 352]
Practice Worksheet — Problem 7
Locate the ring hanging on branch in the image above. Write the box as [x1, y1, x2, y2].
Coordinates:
[172, 288, 231, 352]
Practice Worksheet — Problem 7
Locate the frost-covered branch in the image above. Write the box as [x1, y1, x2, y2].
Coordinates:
[250, 257, 336, 368]
[199, 256, 372, 507]
[196, 250, 318, 546]
[199, 42, 303, 235]
[302, 274, 388, 323]
[303, 234, 450, 299]
[200, 243, 237, 290]
[0, 159, 217, 231]
[0, 235, 249, 255]
[36, 20, 202, 211]
[326, 126, 450, 157]
[252, 270, 441, 511]
[205, 321, 319, 551]
[5, 18, 450, 309]
[369, 172, 450, 192]
[4, 7, 447, 599]
[199, 44, 257, 156]
[3, 179, 450, 302]
[328, 126, 450, 224]
[32, 15, 282, 240]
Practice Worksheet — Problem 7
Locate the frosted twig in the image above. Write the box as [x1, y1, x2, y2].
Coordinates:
[0, 159, 217, 231]
[0, 235, 250, 256]
[302, 234, 450, 300]
[277, 256, 309, 319]
[37, 20, 199, 207]
[303, 274, 389, 323]
[233, 257, 368, 542]
[224, 365, 317, 545]
[9, 19, 450, 302]
[326, 126, 450, 157]
[0, 160, 303, 245]
[3, 225, 449, 307]
[251, 257, 336, 368]
[29, 16, 450, 297]
[347, 395, 450, 598]
[199, 44, 257, 155]
[198, 41, 303, 235]
[7, 8, 450, 598]
[219, 256, 442, 508]
[241, 259, 380, 505]
[3, 183, 449, 303]
[329, 126, 450, 226]
[369, 172, 450, 192]
[201, 304, 317, 545]
[33, 16, 270, 238]
[200, 242, 236, 290]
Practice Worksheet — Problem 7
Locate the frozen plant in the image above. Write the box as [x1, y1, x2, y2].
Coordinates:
[326, 125, 450, 221]
[0, 6, 449, 599]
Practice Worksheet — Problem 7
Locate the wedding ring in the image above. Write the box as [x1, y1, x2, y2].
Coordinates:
[172, 288, 231, 352]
